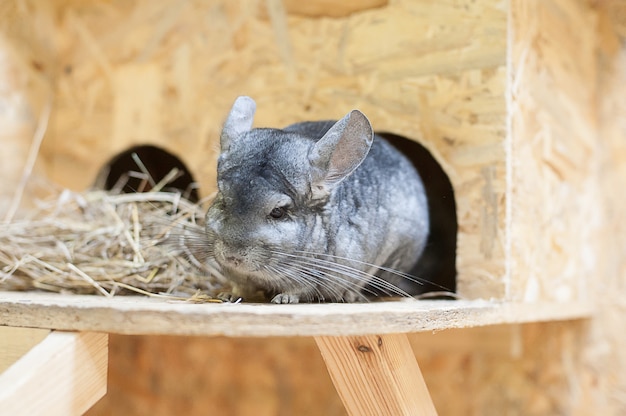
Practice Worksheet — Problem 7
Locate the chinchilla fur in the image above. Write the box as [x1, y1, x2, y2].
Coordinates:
[205, 96, 429, 303]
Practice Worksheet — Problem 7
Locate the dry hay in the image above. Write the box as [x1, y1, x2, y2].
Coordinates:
[0, 188, 222, 302]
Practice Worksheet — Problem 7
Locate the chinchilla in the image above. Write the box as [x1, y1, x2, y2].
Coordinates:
[205, 96, 429, 303]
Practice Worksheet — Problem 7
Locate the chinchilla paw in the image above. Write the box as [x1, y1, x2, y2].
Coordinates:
[217, 292, 243, 303]
[271, 293, 300, 304]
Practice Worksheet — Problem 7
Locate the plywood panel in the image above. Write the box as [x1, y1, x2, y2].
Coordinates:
[507, 0, 599, 302]
[0, 0, 509, 299]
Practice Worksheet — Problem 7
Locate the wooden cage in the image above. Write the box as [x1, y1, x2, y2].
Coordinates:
[1, 0, 625, 414]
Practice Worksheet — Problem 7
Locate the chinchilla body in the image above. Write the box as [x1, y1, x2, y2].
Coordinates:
[205, 96, 429, 303]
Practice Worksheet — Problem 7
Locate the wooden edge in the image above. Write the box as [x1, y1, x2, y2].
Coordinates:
[316, 334, 437, 416]
[0, 327, 50, 373]
[0, 331, 108, 416]
[0, 291, 593, 337]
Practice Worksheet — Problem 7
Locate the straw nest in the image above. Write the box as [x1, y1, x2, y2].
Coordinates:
[0, 189, 223, 302]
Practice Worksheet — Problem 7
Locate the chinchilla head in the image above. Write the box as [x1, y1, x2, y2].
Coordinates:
[205, 96, 374, 298]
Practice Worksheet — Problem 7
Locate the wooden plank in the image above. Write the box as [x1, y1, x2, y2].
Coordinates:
[0, 331, 108, 416]
[0, 291, 592, 337]
[0, 327, 50, 373]
[315, 334, 437, 416]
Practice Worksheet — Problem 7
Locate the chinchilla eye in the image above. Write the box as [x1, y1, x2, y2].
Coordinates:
[269, 206, 287, 219]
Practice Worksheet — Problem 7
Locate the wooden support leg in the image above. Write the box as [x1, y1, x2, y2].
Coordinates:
[0, 330, 108, 416]
[315, 333, 437, 416]
[0, 327, 51, 373]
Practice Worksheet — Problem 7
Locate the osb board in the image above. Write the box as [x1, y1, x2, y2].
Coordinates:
[88, 4, 626, 416]
[0, 33, 50, 215]
[84, 322, 587, 416]
[87, 10, 626, 414]
[0, 291, 592, 337]
[0, 0, 508, 300]
[507, 0, 599, 302]
[583, 1, 626, 412]
[509, 2, 626, 412]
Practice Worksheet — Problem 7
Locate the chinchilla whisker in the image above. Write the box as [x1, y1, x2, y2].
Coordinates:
[273, 251, 411, 299]
[275, 259, 362, 301]
[267, 264, 317, 294]
[293, 249, 452, 292]
[284, 256, 403, 298]
[308, 258, 413, 298]
[276, 254, 395, 297]
[155, 227, 223, 278]
[280, 260, 372, 301]
[273, 252, 370, 288]
[161, 236, 208, 261]
[292, 249, 422, 283]
[265, 264, 327, 302]
[162, 223, 206, 239]
[267, 264, 332, 303]
[273, 265, 333, 301]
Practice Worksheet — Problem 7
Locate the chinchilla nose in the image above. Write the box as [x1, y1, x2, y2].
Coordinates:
[224, 254, 243, 267]
[213, 236, 250, 266]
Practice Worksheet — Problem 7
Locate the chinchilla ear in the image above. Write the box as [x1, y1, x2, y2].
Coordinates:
[220, 96, 257, 153]
[308, 109, 374, 199]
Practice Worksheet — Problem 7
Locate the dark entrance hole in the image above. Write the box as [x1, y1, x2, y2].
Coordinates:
[97, 144, 200, 203]
[379, 132, 458, 297]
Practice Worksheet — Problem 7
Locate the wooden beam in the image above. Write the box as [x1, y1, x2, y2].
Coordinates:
[0, 327, 50, 373]
[315, 334, 437, 416]
[0, 331, 108, 415]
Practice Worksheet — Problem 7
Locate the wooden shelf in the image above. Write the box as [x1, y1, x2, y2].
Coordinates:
[0, 291, 593, 337]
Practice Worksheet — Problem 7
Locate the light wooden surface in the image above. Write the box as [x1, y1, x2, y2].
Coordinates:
[0, 291, 592, 337]
[316, 334, 437, 416]
[0, 331, 108, 416]
[0, 326, 50, 373]
[0, 0, 509, 300]
[507, 0, 599, 303]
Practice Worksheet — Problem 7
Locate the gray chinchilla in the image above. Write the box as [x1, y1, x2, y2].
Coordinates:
[205, 96, 429, 303]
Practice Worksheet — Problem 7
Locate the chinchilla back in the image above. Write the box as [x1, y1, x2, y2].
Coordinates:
[290, 120, 430, 285]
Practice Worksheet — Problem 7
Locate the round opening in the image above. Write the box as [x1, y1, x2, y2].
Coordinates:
[97, 145, 200, 202]
[379, 132, 458, 297]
